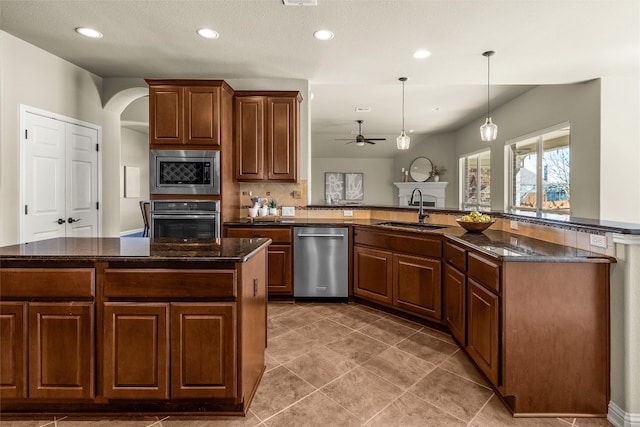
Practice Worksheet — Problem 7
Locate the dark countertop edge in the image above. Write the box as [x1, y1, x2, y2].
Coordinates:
[301, 205, 640, 235]
[0, 239, 272, 263]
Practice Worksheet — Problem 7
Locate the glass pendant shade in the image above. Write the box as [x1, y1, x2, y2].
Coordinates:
[480, 117, 498, 141]
[397, 77, 410, 150]
[396, 131, 410, 150]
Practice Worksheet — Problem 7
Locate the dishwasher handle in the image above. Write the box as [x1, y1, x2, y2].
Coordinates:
[296, 233, 345, 238]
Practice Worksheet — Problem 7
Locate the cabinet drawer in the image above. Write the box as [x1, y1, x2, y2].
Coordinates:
[354, 228, 442, 258]
[103, 269, 236, 298]
[0, 268, 95, 298]
[444, 242, 466, 271]
[226, 227, 291, 243]
[468, 253, 500, 293]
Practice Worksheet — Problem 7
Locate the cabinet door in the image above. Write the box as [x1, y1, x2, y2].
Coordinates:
[467, 279, 499, 386]
[444, 264, 466, 344]
[235, 96, 265, 180]
[103, 303, 169, 399]
[393, 254, 442, 321]
[267, 244, 293, 294]
[185, 86, 220, 146]
[266, 96, 298, 181]
[354, 246, 393, 305]
[29, 302, 94, 399]
[0, 302, 27, 399]
[149, 85, 183, 145]
[171, 303, 236, 399]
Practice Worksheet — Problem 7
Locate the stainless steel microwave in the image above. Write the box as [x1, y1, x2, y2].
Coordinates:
[150, 150, 220, 195]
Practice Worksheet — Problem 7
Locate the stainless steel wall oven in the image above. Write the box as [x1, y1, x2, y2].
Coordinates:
[151, 200, 220, 239]
[150, 150, 220, 195]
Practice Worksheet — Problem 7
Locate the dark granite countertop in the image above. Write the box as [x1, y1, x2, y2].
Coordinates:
[225, 218, 378, 227]
[303, 204, 640, 235]
[0, 237, 271, 263]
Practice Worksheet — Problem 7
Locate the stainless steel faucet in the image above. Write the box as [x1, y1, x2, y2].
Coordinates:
[410, 188, 429, 223]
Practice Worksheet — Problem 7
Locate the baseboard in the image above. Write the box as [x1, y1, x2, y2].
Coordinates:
[609, 402, 640, 427]
[120, 228, 144, 237]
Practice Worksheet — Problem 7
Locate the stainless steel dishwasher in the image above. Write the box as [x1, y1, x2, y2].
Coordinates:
[293, 227, 349, 298]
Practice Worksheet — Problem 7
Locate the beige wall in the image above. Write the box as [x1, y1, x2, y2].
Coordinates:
[119, 127, 149, 234]
[0, 31, 104, 246]
[311, 157, 395, 205]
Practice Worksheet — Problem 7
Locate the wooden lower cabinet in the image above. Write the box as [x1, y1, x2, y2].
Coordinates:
[103, 302, 236, 400]
[103, 303, 170, 399]
[0, 302, 95, 400]
[171, 303, 236, 399]
[466, 278, 499, 387]
[0, 302, 27, 399]
[392, 253, 441, 320]
[267, 244, 292, 294]
[353, 246, 393, 305]
[224, 226, 293, 296]
[29, 302, 95, 400]
[444, 263, 466, 344]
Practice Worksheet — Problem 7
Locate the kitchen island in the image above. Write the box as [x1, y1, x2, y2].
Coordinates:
[0, 237, 269, 415]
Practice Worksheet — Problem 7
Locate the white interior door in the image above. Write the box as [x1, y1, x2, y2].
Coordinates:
[23, 112, 67, 241]
[66, 123, 99, 237]
[22, 110, 99, 243]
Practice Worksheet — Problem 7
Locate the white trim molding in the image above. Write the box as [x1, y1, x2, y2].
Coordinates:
[609, 402, 640, 427]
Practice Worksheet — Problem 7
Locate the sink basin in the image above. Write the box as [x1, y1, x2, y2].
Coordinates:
[376, 221, 448, 230]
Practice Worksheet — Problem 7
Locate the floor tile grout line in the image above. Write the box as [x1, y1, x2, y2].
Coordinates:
[465, 392, 495, 427]
[359, 388, 412, 425]
[437, 362, 494, 391]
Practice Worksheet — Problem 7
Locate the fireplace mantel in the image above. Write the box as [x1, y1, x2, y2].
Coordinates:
[394, 182, 448, 208]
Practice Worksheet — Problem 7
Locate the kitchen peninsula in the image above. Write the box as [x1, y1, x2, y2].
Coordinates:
[0, 237, 269, 415]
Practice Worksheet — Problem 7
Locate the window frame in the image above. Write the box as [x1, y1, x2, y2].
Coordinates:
[459, 148, 491, 211]
[504, 121, 570, 215]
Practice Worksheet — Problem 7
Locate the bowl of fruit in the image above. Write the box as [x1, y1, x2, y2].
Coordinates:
[456, 211, 496, 233]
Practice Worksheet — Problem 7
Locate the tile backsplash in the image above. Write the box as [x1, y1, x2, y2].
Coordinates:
[239, 180, 308, 208]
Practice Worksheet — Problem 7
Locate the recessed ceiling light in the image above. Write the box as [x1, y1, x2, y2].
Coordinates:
[75, 27, 103, 39]
[313, 30, 334, 41]
[197, 28, 219, 39]
[413, 49, 431, 59]
[355, 107, 371, 113]
[432, 107, 440, 111]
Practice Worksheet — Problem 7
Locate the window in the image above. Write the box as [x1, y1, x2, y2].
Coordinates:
[507, 124, 570, 214]
[460, 150, 490, 211]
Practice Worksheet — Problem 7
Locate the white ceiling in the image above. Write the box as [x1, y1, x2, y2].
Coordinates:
[1, 0, 638, 158]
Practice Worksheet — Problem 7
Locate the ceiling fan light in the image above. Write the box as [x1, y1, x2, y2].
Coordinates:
[480, 117, 498, 141]
[396, 131, 410, 150]
[356, 141, 365, 147]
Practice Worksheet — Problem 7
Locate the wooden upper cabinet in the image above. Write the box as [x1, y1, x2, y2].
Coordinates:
[147, 80, 225, 147]
[235, 96, 265, 180]
[266, 96, 298, 181]
[235, 91, 301, 182]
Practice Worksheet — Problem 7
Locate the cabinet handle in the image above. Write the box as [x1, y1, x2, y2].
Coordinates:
[253, 279, 258, 297]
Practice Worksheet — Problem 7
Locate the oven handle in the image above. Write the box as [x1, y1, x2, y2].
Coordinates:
[152, 214, 218, 219]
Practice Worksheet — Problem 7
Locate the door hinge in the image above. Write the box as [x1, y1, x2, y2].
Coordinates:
[25, 129, 28, 140]
[25, 205, 28, 215]
[96, 143, 99, 152]
[96, 202, 99, 210]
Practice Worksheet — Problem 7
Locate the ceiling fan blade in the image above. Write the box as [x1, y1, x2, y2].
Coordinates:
[335, 138, 356, 141]
[365, 138, 386, 141]
[365, 140, 376, 145]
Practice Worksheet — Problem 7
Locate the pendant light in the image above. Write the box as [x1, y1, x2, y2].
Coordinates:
[480, 50, 498, 142]
[397, 77, 410, 150]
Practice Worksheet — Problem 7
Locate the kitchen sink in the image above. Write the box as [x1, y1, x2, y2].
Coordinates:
[375, 221, 449, 230]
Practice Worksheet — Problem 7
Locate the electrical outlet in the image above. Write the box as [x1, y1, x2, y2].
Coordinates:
[510, 220, 519, 230]
[343, 210, 353, 217]
[589, 234, 607, 248]
[281, 206, 295, 217]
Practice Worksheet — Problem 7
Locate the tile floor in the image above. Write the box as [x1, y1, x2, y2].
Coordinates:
[0, 302, 613, 427]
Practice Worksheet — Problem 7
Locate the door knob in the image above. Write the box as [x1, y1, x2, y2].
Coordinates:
[57, 218, 66, 224]
[68, 217, 82, 224]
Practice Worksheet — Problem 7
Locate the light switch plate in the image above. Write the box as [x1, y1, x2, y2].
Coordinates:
[510, 220, 519, 230]
[589, 234, 607, 248]
[281, 206, 295, 217]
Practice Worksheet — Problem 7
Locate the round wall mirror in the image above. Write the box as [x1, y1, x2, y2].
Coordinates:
[409, 157, 433, 182]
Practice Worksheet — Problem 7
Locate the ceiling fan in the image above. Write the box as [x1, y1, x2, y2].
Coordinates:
[335, 120, 386, 146]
